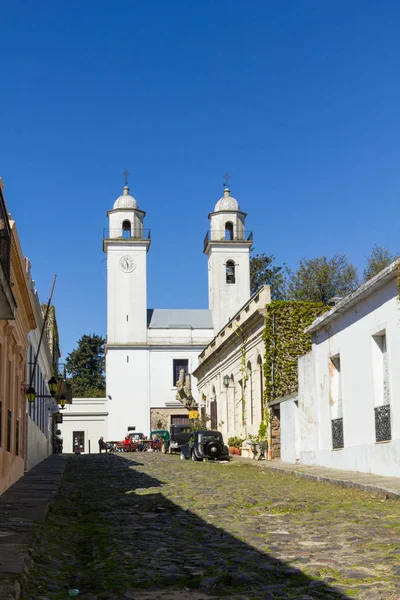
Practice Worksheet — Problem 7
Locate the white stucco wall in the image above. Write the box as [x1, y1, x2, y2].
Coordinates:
[149, 346, 204, 408]
[280, 398, 300, 464]
[106, 348, 149, 439]
[107, 242, 148, 344]
[294, 277, 400, 477]
[26, 417, 51, 470]
[58, 398, 108, 453]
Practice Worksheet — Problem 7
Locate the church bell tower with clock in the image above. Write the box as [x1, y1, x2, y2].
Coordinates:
[103, 179, 151, 439]
[103, 183, 150, 344]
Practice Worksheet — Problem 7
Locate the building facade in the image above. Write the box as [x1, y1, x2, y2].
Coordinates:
[25, 261, 56, 470]
[193, 286, 270, 441]
[281, 261, 400, 477]
[104, 184, 252, 439]
[58, 398, 108, 454]
[0, 217, 36, 494]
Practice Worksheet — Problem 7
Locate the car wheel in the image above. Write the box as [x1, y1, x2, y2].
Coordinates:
[180, 451, 187, 461]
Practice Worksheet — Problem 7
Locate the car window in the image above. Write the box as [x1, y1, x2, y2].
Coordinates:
[200, 435, 221, 443]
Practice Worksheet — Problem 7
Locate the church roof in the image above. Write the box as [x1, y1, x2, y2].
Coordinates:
[214, 187, 240, 212]
[147, 309, 213, 329]
[113, 185, 139, 210]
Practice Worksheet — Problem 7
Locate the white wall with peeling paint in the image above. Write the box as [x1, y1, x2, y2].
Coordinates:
[281, 268, 400, 478]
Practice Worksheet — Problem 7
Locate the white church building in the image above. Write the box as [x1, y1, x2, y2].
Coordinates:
[103, 183, 253, 440]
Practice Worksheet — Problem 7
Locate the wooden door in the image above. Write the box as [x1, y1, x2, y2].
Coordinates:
[73, 431, 85, 453]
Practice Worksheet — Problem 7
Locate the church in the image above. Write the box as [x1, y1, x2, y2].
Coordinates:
[103, 182, 253, 439]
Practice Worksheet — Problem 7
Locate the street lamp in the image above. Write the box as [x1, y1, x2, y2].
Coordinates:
[48, 376, 58, 397]
[223, 375, 230, 388]
[26, 387, 36, 403]
[59, 395, 67, 409]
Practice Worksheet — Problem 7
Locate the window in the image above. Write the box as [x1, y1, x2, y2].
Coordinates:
[226, 260, 235, 284]
[15, 419, 19, 456]
[122, 220, 131, 239]
[225, 222, 234, 241]
[329, 355, 343, 449]
[173, 359, 189, 387]
[372, 332, 391, 442]
[257, 355, 264, 421]
[7, 409, 11, 452]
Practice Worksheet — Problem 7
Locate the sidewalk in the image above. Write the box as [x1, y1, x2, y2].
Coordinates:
[236, 456, 400, 499]
[0, 454, 69, 600]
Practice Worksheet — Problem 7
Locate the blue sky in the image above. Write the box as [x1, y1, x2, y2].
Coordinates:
[1, 0, 400, 359]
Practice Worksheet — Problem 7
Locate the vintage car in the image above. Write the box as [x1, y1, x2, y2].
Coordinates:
[180, 430, 230, 462]
[168, 424, 193, 454]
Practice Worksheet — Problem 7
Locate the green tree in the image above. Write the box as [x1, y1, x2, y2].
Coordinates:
[363, 244, 397, 282]
[250, 253, 286, 299]
[287, 254, 358, 305]
[66, 334, 106, 398]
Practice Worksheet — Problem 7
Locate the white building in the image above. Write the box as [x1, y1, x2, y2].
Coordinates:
[104, 183, 252, 439]
[193, 286, 270, 440]
[26, 262, 54, 470]
[58, 398, 108, 454]
[281, 260, 400, 478]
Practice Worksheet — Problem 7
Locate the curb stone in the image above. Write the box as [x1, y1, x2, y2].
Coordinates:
[231, 456, 400, 500]
[0, 454, 69, 600]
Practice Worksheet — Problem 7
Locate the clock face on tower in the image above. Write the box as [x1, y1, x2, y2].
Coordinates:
[119, 255, 136, 273]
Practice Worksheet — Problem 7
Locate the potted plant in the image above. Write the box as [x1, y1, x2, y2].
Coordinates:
[227, 436, 244, 455]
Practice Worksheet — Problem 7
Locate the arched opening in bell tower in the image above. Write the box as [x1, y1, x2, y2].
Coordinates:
[225, 221, 234, 240]
[226, 260, 236, 284]
[122, 220, 131, 239]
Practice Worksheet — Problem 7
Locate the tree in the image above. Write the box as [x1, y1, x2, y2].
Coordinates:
[363, 244, 397, 282]
[287, 254, 359, 305]
[66, 334, 106, 398]
[250, 253, 286, 299]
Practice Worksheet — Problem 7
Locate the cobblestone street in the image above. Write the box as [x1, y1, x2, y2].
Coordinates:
[22, 453, 400, 600]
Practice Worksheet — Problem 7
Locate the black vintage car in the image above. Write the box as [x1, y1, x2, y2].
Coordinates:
[180, 430, 230, 462]
[167, 424, 193, 454]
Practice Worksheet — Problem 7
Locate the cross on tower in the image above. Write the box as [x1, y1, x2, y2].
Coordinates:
[223, 172, 231, 187]
[122, 168, 130, 186]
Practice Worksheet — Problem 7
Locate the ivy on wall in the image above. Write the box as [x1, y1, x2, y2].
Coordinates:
[262, 301, 330, 405]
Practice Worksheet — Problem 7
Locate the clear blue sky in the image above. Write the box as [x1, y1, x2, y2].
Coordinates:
[1, 0, 400, 359]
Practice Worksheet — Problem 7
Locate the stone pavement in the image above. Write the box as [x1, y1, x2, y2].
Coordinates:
[235, 457, 400, 499]
[18, 452, 400, 599]
[0, 454, 69, 600]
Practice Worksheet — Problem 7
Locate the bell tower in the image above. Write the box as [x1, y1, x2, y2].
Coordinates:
[204, 185, 252, 333]
[103, 184, 150, 344]
[103, 182, 151, 440]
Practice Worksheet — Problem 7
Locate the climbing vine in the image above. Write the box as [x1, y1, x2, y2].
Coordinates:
[234, 323, 248, 426]
[262, 301, 330, 406]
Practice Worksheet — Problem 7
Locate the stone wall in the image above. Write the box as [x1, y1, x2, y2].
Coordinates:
[150, 407, 189, 431]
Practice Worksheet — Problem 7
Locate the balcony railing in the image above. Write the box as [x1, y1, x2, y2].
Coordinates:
[103, 228, 151, 241]
[203, 230, 253, 252]
[375, 405, 391, 442]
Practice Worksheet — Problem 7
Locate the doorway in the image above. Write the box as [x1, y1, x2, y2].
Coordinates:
[73, 431, 85, 454]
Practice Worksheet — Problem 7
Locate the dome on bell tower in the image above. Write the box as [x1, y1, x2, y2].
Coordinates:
[113, 186, 139, 210]
[214, 187, 240, 212]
